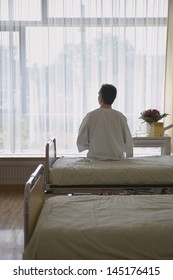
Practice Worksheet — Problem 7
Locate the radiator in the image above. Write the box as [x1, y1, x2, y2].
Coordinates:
[0, 159, 45, 185]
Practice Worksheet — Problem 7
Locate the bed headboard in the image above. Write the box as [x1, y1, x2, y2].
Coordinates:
[45, 138, 56, 183]
[24, 164, 45, 248]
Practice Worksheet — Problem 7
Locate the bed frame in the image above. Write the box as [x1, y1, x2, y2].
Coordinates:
[45, 138, 173, 195]
[24, 165, 173, 260]
[24, 164, 45, 249]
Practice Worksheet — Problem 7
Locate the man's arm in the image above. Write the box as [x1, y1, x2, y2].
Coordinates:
[122, 118, 133, 158]
[125, 133, 133, 158]
[77, 115, 90, 152]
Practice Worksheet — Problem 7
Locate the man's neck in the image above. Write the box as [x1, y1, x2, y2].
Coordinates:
[100, 104, 112, 109]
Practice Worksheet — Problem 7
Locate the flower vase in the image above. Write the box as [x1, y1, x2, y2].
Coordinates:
[146, 123, 154, 136]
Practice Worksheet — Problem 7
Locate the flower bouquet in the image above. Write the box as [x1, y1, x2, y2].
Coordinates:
[139, 109, 168, 136]
[139, 109, 168, 124]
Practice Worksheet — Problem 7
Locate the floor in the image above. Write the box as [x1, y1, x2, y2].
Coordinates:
[0, 185, 24, 260]
[0, 185, 54, 260]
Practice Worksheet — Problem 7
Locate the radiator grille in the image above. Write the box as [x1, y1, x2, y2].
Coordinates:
[0, 160, 44, 185]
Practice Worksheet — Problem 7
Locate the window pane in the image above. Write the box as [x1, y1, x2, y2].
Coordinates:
[23, 24, 167, 153]
[14, 0, 41, 20]
[48, 0, 168, 18]
[0, 0, 8, 20]
[0, 0, 41, 20]
[48, 0, 82, 18]
[0, 32, 20, 153]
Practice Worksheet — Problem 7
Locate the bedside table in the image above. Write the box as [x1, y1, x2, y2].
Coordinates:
[132, 135, 171, 156]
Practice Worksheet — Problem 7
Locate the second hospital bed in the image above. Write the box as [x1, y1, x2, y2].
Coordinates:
[23, 164, 173, 260]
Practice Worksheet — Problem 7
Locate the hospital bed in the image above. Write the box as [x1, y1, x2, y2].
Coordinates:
[23, 164, 173, 260]
[45, 138, 173, 194]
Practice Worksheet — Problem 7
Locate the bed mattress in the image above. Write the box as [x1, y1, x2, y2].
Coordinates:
[23, 194, 173, 260]
[49, 155, 173, 186]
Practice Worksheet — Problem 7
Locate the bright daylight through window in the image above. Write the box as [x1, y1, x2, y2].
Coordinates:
[0, 0, 168, 155]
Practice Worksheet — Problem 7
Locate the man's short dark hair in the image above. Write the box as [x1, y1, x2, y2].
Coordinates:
[99, 84, 117, 105]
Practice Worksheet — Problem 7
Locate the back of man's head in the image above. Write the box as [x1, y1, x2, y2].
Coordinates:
[99, 84, 117, 105]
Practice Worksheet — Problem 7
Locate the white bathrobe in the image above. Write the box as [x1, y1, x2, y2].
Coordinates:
[77, 108, 133, 160]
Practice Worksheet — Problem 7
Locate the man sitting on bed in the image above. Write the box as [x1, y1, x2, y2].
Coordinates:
[77, 83, 133, 160]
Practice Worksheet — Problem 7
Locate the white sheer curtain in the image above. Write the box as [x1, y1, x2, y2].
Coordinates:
[0, 0, 168, 155]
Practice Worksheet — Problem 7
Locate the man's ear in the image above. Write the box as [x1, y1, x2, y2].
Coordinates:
[98, 95, 102, 104]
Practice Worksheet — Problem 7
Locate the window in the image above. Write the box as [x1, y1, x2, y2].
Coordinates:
[0, 0, 168, 155]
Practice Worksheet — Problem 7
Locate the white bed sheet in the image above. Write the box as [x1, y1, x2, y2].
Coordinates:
[24, 194, 173, 260]
[49, 155, 173, 185]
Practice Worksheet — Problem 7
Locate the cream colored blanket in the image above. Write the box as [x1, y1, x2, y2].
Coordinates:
[24, 194, 173, 260]
[49, 155, 173, 185]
